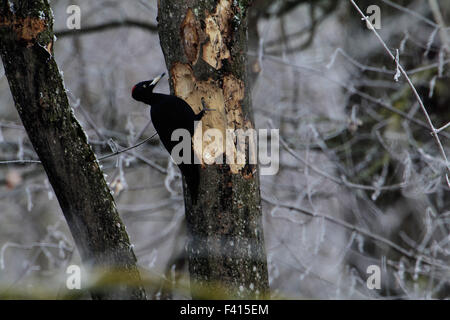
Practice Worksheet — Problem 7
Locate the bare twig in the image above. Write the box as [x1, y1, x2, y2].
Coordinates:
[428, 0, 449, 51]
[98, 132, 157, 161]
[350, 0, 450, 186]
[0, 133, 158, 165]
[279, 135, 406, 192]
[381, 0, 437, 27]
[0, 159, 41, 165]
[55, 19, 158, 38]
[262, 196, 448, 270]
[436, 122, 450, 134]
[250, 52, 450, 140]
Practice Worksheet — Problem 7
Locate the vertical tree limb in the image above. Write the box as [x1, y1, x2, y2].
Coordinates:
[158, 0, 269, 298]
[0, 1, 146, 300]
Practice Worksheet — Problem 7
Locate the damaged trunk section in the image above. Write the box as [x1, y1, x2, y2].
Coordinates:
[158, 0, 269, 298]
[0, 15, 46, 45]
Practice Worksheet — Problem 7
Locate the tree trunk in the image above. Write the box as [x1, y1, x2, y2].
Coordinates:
[0, 1, 146, 300]
[157, 0, 269, 298]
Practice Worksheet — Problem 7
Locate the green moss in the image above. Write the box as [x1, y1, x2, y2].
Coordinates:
[239, 0, 253, 8]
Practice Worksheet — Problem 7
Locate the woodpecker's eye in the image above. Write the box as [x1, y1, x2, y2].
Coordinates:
[143, 84, 147, 88]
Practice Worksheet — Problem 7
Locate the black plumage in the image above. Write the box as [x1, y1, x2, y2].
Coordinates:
[131, 73, 207, 200]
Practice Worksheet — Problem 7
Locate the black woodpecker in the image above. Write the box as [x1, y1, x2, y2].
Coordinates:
[131, 73, 209, 201]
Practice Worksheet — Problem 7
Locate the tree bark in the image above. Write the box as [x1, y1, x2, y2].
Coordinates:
[158, 0, 269, 298]
[0, 1, 146, 300]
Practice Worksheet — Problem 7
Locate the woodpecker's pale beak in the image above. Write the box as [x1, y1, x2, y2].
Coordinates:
[150, 73, 166, 86]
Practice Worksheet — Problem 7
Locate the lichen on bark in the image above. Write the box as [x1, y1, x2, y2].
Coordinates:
[0, 0, 146, 300]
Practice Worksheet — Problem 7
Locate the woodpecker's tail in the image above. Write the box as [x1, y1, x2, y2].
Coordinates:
[179, 164, 199, 203]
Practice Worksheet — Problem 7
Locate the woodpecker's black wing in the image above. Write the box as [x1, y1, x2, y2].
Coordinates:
[149, 93, 200, 151]
[149, 93, 204, 200]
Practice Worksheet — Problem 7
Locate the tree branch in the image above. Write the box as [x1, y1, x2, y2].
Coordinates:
[55, 19, 158, 38]
[0, 1, 146, 300]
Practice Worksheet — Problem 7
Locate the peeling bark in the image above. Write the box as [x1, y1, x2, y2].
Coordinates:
[181, 9, 200, 64]
[202, 2, 231, 70]
[0, 1, 146, 300]
[0, 15, 46, 45]
[158, 0, 269, 298]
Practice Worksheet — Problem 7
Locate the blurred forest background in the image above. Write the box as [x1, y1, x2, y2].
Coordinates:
[0, 0, 449, 299]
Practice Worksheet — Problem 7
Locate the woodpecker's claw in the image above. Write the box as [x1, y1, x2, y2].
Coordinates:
[201, 97, 216, 112]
